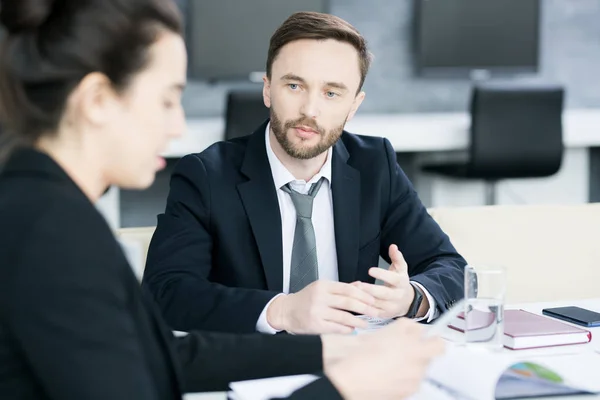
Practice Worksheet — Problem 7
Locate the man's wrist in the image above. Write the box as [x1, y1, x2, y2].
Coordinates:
[405, 282, 424, 318]
[257, 295, 285, 333]
[267, 294, 288, 331]
[411, 281, 433, 319]
[417, 291, 431, 318]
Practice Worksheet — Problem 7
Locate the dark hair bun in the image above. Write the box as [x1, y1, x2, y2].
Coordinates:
[0, 0, 55, 34]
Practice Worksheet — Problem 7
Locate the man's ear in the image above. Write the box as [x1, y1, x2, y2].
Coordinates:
[262, 75, 272, 108]
[347, 91, 366, 122]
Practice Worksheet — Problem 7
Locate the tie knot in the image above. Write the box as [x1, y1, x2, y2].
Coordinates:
[281, 177, 325, 218]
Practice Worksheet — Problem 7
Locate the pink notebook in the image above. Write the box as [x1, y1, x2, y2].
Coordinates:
[449, 309, 592, 350]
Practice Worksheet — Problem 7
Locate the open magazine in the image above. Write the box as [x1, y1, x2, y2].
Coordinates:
[420, 343, 600, 399]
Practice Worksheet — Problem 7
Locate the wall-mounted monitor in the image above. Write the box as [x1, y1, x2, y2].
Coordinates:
[187, 0, 329, 81]
[414, 0, 541, 78]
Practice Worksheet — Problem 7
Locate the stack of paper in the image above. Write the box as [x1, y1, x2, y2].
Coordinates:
[229, 374, 319, 400]
[354, 315, 395, 334]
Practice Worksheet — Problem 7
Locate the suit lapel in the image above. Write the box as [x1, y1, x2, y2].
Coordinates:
[331, 138, 361, 283]
[237, 122, 284, 292]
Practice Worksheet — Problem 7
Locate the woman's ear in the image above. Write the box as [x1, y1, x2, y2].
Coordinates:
[68, 72, 120, 127]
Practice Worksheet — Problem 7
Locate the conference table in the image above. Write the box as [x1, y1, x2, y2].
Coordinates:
[185, 298, 600, 400]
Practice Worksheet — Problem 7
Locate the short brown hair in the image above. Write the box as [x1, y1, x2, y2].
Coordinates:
[266, 11, 373, 92]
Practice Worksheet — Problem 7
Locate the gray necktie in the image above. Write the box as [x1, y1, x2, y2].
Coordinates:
[281, 177, 325, 293]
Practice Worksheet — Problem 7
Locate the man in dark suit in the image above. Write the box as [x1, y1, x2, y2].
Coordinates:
[143, 11, 466, 335]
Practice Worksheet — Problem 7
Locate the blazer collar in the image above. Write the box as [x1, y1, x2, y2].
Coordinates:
[4, 146, 70, 178]
[237, 120, 285, 290]
[2, 147, 82, 190]
[330, 136, 361, 283]
[2, 146, 111, 198]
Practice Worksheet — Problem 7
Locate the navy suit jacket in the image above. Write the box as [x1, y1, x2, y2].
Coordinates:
[143, 120, 466, 333]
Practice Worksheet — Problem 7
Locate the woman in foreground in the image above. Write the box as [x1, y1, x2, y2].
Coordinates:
[0, 0, 443, 399]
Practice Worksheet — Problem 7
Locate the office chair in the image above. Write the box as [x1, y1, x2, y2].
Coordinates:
[224, 90, 270, 140]
[422, 83, 565, 205]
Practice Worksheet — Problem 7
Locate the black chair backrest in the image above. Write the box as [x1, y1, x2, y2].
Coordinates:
[224, 90, 270, 140]
[469, 84, 564, 179]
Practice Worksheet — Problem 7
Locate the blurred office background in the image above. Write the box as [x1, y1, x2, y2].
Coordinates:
[91, 0, 600, 228]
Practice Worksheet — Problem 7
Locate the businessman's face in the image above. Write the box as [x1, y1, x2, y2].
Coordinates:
[263, 38, 365, 160]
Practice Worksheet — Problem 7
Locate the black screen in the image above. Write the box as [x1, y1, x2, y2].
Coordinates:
[415, 0, 540, 76]
[187, 0, 328, 81]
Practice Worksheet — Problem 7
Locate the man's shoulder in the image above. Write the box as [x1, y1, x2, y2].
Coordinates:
[340, 130, 389, 153]
[339, 131, 391, 165]
[179, 135, 251, 173]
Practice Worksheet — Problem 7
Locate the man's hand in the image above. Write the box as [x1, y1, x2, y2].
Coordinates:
[326, 318, 445, 400]
[266, 280, 380, 334]
[353, 244, 429, 319]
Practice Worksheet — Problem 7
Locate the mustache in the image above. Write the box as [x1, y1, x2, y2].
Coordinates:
[283, 117, 324, 135]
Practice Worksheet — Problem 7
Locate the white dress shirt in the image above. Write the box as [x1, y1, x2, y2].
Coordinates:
[256, 124, 437, 333]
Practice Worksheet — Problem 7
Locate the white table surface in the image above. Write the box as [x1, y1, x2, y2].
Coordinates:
[185, 298, 600, 400]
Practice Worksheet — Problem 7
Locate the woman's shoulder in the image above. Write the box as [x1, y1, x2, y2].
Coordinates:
[1, 177, 122, 277]
[24, 184, 112, 242]
[0, 180, 134, 319]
